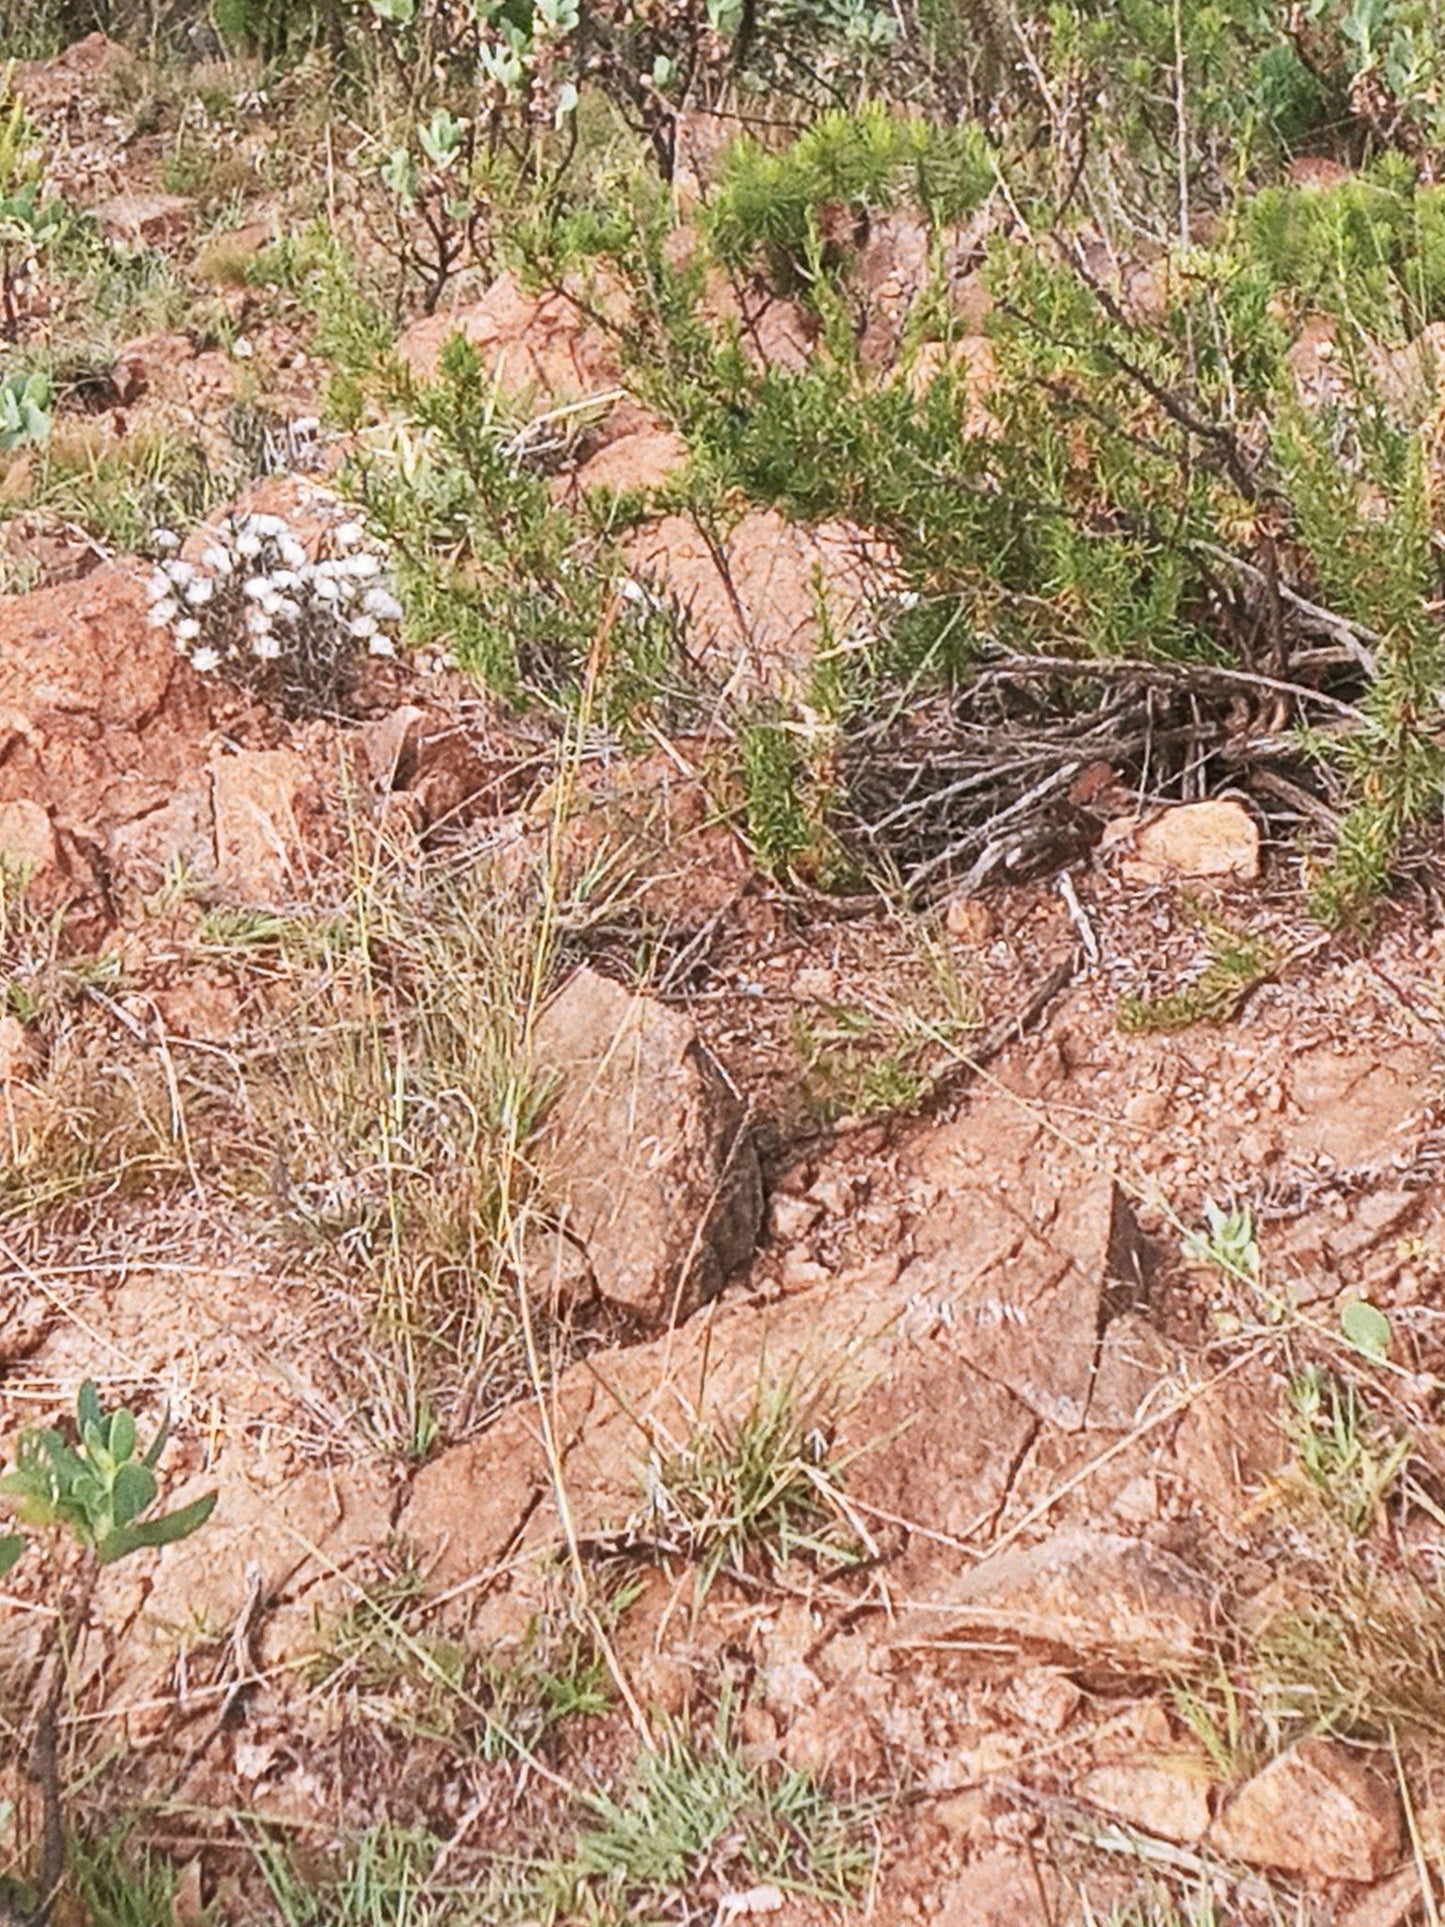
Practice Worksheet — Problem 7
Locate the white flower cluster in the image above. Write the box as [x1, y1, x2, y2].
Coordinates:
[145, 510, 404, 709]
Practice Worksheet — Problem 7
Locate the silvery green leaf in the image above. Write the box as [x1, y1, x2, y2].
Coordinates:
[1341, 1299, 1392, 1362]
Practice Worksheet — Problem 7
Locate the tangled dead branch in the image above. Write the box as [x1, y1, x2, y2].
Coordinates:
[839, 643, 1363, 899]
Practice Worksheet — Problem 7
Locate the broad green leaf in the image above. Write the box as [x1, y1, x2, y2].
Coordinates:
[98, 1491, 217, 1564]
[0, 1469, 55, 1528]
[96, 1525, 142, 1564]
[39, 1428, 84, 1478]
[381, 149, 418, 206]
[132, 1491, 217, 1545]
[70, 1472, 104, 1513]
[109, 1408, 137, 1464]
[76, 1380, 101, 1434]
[1342, 1299, 1393, 1361]
[419, 109, 463, 166]
[0, 1535, 22, 1579]
[110, 1459, 157, 1529]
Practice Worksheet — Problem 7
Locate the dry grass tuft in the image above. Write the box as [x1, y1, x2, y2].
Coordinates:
[203, 838, 568, 1452]
[1, 829, 577, 1453]
[1253, 1566, 1445, 1747]
[634, 1376, 873, 1597]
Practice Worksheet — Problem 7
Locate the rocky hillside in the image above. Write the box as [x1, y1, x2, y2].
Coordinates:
[3, 10, 1445, 1927]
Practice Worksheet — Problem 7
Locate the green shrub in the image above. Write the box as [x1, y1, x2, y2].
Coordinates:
[355, 336, 683, 718]
[706, 104, 995, 286]
[1244, 171, 1445, 333]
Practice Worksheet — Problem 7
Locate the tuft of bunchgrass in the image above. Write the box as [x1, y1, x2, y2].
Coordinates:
[0, 818, 568, 1455]
[308, 1552, 616, 1766]
[0, 864, 198, 1222]
[1283, 1367, 1412, 1539]
[636, 1379, 871, 1599]
[1253, 1565, 1445, 1747]
[1243, 1367, 1445, 1748]
[65, 1829, 185, 1927]
[26, 425, 227, 552]
[790, 926, 977, 1124]
[550, 1695, 877, 1922]
[259, 1824, 461, 1927]
[253, 1694, 878, 1927]
[221, 843, 560, 1454]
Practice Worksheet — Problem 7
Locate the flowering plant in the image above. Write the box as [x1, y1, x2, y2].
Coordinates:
[146, 509, 404, 718]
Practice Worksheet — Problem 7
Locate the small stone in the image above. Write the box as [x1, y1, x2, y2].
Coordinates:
[780, 1686, 883, 1781]
[211, 749, 320, 904]
[1211, 1738, 1403, 1882]
[1079, 1760, 1213, 1845]
[1339, 1867, 1427, 1927]
[1105, 798, 1261, 885]
[991, 1806, 1043, 1845]
[736, 1702, 780, 1757]
[0, 798, 56, 874]
[95, 191, 193, 247]
[633, 1651, 692, 1720]
[1008, 1669, 1082, 1735]
[520, 1221, 595, 1313]
[932, 1789, 1002, 1848]
[769, 1192, 822, 1243]
[569, 425, 689, 495]
[1340, 1865, 1433, 1927]
[359, 704, 502, 827]
[936, 1853, 1060, 1927]
[1110, 1473, 1160, 1525]
[807, 1172, 862, 1217]
[778, 1253, 829, 1294]
[718, 1884, 785, 1919]
[361, 704, 428, 788]
[892, 1528, 1212, 1669]
[760, 1655, 820, 1716]
[1124, 1087, 1170, 1130]
[945, 896, 994, 946]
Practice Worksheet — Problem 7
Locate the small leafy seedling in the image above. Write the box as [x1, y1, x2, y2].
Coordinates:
[1287, 1367, 1409, 1536]
[1181, 1200, 1260, 1286]
[0, 369, 50, 449]
[0, 88, 65, 341]
[0, 1378, 216, 1571]
[0, 1380, 215, 1924]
